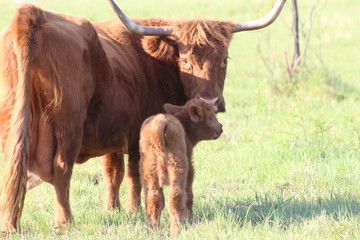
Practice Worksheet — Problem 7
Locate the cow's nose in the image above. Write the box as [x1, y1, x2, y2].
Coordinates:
[215, 99, 226, 113]
[214, 95, 226, 113]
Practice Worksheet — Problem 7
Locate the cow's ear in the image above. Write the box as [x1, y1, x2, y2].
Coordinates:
[189, 104, 204, 123]
[164, 103, 182, 114]
[142, 36, 178, 63]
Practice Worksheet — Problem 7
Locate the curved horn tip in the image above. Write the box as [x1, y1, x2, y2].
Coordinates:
[232, 0, 287, 33]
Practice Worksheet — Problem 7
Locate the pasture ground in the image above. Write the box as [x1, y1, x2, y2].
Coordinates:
[0, 0, 359, 239]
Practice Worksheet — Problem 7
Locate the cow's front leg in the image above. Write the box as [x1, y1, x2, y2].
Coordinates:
[53, 158, 73, 229]
[126, 151, 141, 212]
[102, 152, 125, 210]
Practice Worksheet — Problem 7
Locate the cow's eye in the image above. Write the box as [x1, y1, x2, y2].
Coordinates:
[181, 58, 188, 64]
[223, 56, 229, 65]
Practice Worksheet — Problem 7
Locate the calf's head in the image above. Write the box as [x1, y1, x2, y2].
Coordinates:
[107, 0, 287, 113]
[164, 99, 223, 142]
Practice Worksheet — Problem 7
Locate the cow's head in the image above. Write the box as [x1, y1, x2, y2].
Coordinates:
[107, 0, 287, 112]
[141, 20, 232, 112]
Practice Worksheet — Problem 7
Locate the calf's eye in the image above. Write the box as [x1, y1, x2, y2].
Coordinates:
[209, 115, 215, 123]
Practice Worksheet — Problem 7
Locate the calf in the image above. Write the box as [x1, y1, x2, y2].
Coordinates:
[139, 99, 223, 232]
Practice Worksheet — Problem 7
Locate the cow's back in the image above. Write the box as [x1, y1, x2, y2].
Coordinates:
[0, 4, 104, 132]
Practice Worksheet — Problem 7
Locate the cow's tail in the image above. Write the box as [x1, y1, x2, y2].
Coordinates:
[0, 5, 45, 232]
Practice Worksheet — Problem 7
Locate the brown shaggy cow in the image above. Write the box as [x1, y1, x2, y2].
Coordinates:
[0, 0, 286, 232]
[139, 99, 223, 233]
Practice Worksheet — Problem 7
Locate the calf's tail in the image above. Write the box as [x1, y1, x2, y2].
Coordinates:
[156, 121, 168, 187]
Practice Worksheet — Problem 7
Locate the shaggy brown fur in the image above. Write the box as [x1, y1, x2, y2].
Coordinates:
[139, 99, 223, 233]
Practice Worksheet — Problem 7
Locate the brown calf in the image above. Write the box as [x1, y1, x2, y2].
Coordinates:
[139, 99, 223, 232]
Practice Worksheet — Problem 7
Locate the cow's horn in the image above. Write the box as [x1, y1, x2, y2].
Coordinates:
[232, 0, 287, 32]
[107, 0, 174, 36]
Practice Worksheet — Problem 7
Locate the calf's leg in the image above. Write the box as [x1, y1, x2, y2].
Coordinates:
[168, 167, 187, 233]
[144, 183, 165, 227]
[185, 162, 195, 218]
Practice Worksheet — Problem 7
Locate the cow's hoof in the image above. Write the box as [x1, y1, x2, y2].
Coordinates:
[104, 201, 121, 211]
[54, 225, 65, 235]
[126, 205, 142, 214]
[1, 231, 9, 238]
[1, 229, 16, 237]
[1, 225, 17, 237]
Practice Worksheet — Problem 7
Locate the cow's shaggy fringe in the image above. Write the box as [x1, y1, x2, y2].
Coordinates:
[0, 5, 45, 232]
[140, 18, 233, 65]
[141, 18, 233, 48]
[174, 20, 233, 48]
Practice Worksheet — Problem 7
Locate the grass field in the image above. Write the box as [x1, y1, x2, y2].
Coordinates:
[0, 0, 359, 239]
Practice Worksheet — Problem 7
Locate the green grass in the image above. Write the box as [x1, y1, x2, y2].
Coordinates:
[1, 0, 359, 239]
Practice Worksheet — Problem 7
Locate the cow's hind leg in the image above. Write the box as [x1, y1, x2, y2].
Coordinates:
[126, 151, 142, 212]
[52, 122, 83, 229]
[102, 152, 125, 210]
[53, 158, 74, 230]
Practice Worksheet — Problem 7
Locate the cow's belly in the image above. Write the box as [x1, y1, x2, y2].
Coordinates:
[28, 116, 56, 184]
[78, 128, 129, 163]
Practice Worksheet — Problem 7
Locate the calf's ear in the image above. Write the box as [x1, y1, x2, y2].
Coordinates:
[164, 103, 182, 114]
[142, 36, 178, 63]
[189, 104, 204, 123]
